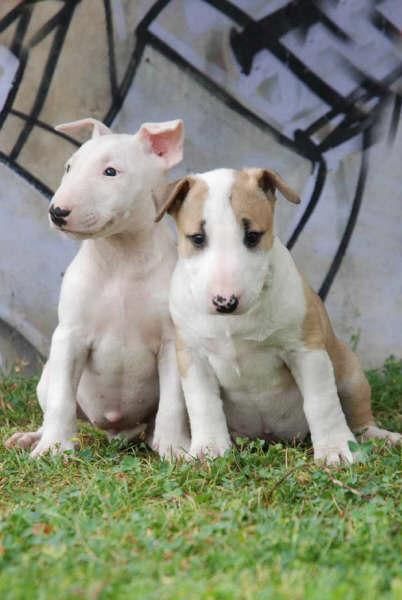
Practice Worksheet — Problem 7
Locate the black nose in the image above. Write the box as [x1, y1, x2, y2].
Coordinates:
[212, 295, 239, 314]
[49, 205, 71, 227]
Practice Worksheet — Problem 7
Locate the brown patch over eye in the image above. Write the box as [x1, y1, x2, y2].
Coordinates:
[186, 222, 207, 249]
[243, 219, 264, 249]
[230, 170, 274, 250]
[175, 178, 209, 257]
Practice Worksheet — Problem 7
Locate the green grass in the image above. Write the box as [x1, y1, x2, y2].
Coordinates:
[0, 359, 401, 600]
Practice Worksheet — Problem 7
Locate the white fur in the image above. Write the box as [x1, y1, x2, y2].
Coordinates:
[5, 119, 190, 458]
[170, 168, 357, 464]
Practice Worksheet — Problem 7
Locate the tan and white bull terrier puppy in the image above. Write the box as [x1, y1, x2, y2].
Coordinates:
[5, 117, 190, 458]
[156, 168, 401, 465]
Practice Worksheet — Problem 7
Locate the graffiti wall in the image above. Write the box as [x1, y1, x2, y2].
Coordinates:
[0, 0, 401, 370]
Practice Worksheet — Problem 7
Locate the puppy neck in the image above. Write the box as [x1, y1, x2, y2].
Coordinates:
[87, 189, 174, 270]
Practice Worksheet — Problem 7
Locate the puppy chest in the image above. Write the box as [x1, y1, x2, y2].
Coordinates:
[89, 280, 165, 352]
[88, 333, 157, 381]
[207, 344, 290, 393]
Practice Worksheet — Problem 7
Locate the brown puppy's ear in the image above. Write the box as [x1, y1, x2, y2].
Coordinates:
[257, 169, 300, 204]
[154, 177, 192, 223]
[55, 117, 111, 139]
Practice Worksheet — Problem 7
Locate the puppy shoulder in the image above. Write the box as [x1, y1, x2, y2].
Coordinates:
[300, 278, 335, 350]
[57, 246, 99, 321]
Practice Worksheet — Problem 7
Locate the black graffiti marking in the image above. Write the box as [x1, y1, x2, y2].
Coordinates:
[103, 0, 119, 100]
[0, 1, 31, 34]
[9, 108, 80, 147]
[211, 0, 358, 116]
[371, 7, 401, 42]
[0, 150, 53, 199]
[0, 6, 31, 130]
[0, 0, 400, 301]
[0, 0, 172, 194]
[10, 0, 80, 160]
[303, 66, 402, 154]
[103, 0, 171, 125]
[286, 155, 327, 251]
[210, 0, 402, 147]
[10, 2, 32, 54]
[28, 1, 70, 47]
[145, 31, 312, 162]
[319, 129, 370, 300]
[388, 95, 402, 145]
[320, 87, 396, 299]
[202, 0, 248, 26]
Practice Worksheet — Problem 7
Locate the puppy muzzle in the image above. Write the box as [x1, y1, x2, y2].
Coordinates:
[212, 294, 239, 314]
[49, 205, 71, 227]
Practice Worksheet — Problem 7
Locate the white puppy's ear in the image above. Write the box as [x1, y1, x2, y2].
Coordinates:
[55, 117, 111, 139]
[154, 177, 191, 223]
[256, 169, 300, 204]
[139, 119, 184, 169]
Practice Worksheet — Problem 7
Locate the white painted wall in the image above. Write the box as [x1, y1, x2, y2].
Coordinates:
[0, 0, 401, 370]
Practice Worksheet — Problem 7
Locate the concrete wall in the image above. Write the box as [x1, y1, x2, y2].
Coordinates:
[0, 0, 401, 371]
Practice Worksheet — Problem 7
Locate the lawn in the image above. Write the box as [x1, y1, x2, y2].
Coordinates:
[0, 359, 401, 600]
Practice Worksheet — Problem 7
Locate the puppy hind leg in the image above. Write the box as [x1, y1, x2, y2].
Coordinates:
[36, 362, 49, 412]
[334, 341, 401, 445]
[4, 428, 43, 450]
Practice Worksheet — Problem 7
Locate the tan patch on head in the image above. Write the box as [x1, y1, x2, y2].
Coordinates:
[175, 177, 209, 257]
[230, 170, 275, 250]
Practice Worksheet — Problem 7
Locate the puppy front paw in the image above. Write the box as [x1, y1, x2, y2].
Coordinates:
[189, 435, 232, 460]
[30, 433, 75, 458]
[5, 429, 42, 450]
[151, 429, 191, 461]
[314, 433, 358, 466]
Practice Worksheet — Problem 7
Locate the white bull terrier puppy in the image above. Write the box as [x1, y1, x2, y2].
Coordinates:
[155, 168, 401, 465]
[5, 117, 190, 458]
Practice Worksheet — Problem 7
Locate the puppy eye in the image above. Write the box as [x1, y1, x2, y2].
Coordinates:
[187, 233, 207, 249]
[65, 164, 71, 173]
[244, 230, 263, 248]
[103, 167, 117, 176]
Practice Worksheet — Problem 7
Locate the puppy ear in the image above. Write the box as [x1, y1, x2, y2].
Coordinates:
[55, 117, 111, 139]
[154, 177, 191, 223]
[257, 169, 300, 204]
[139, 119, 184, 169]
